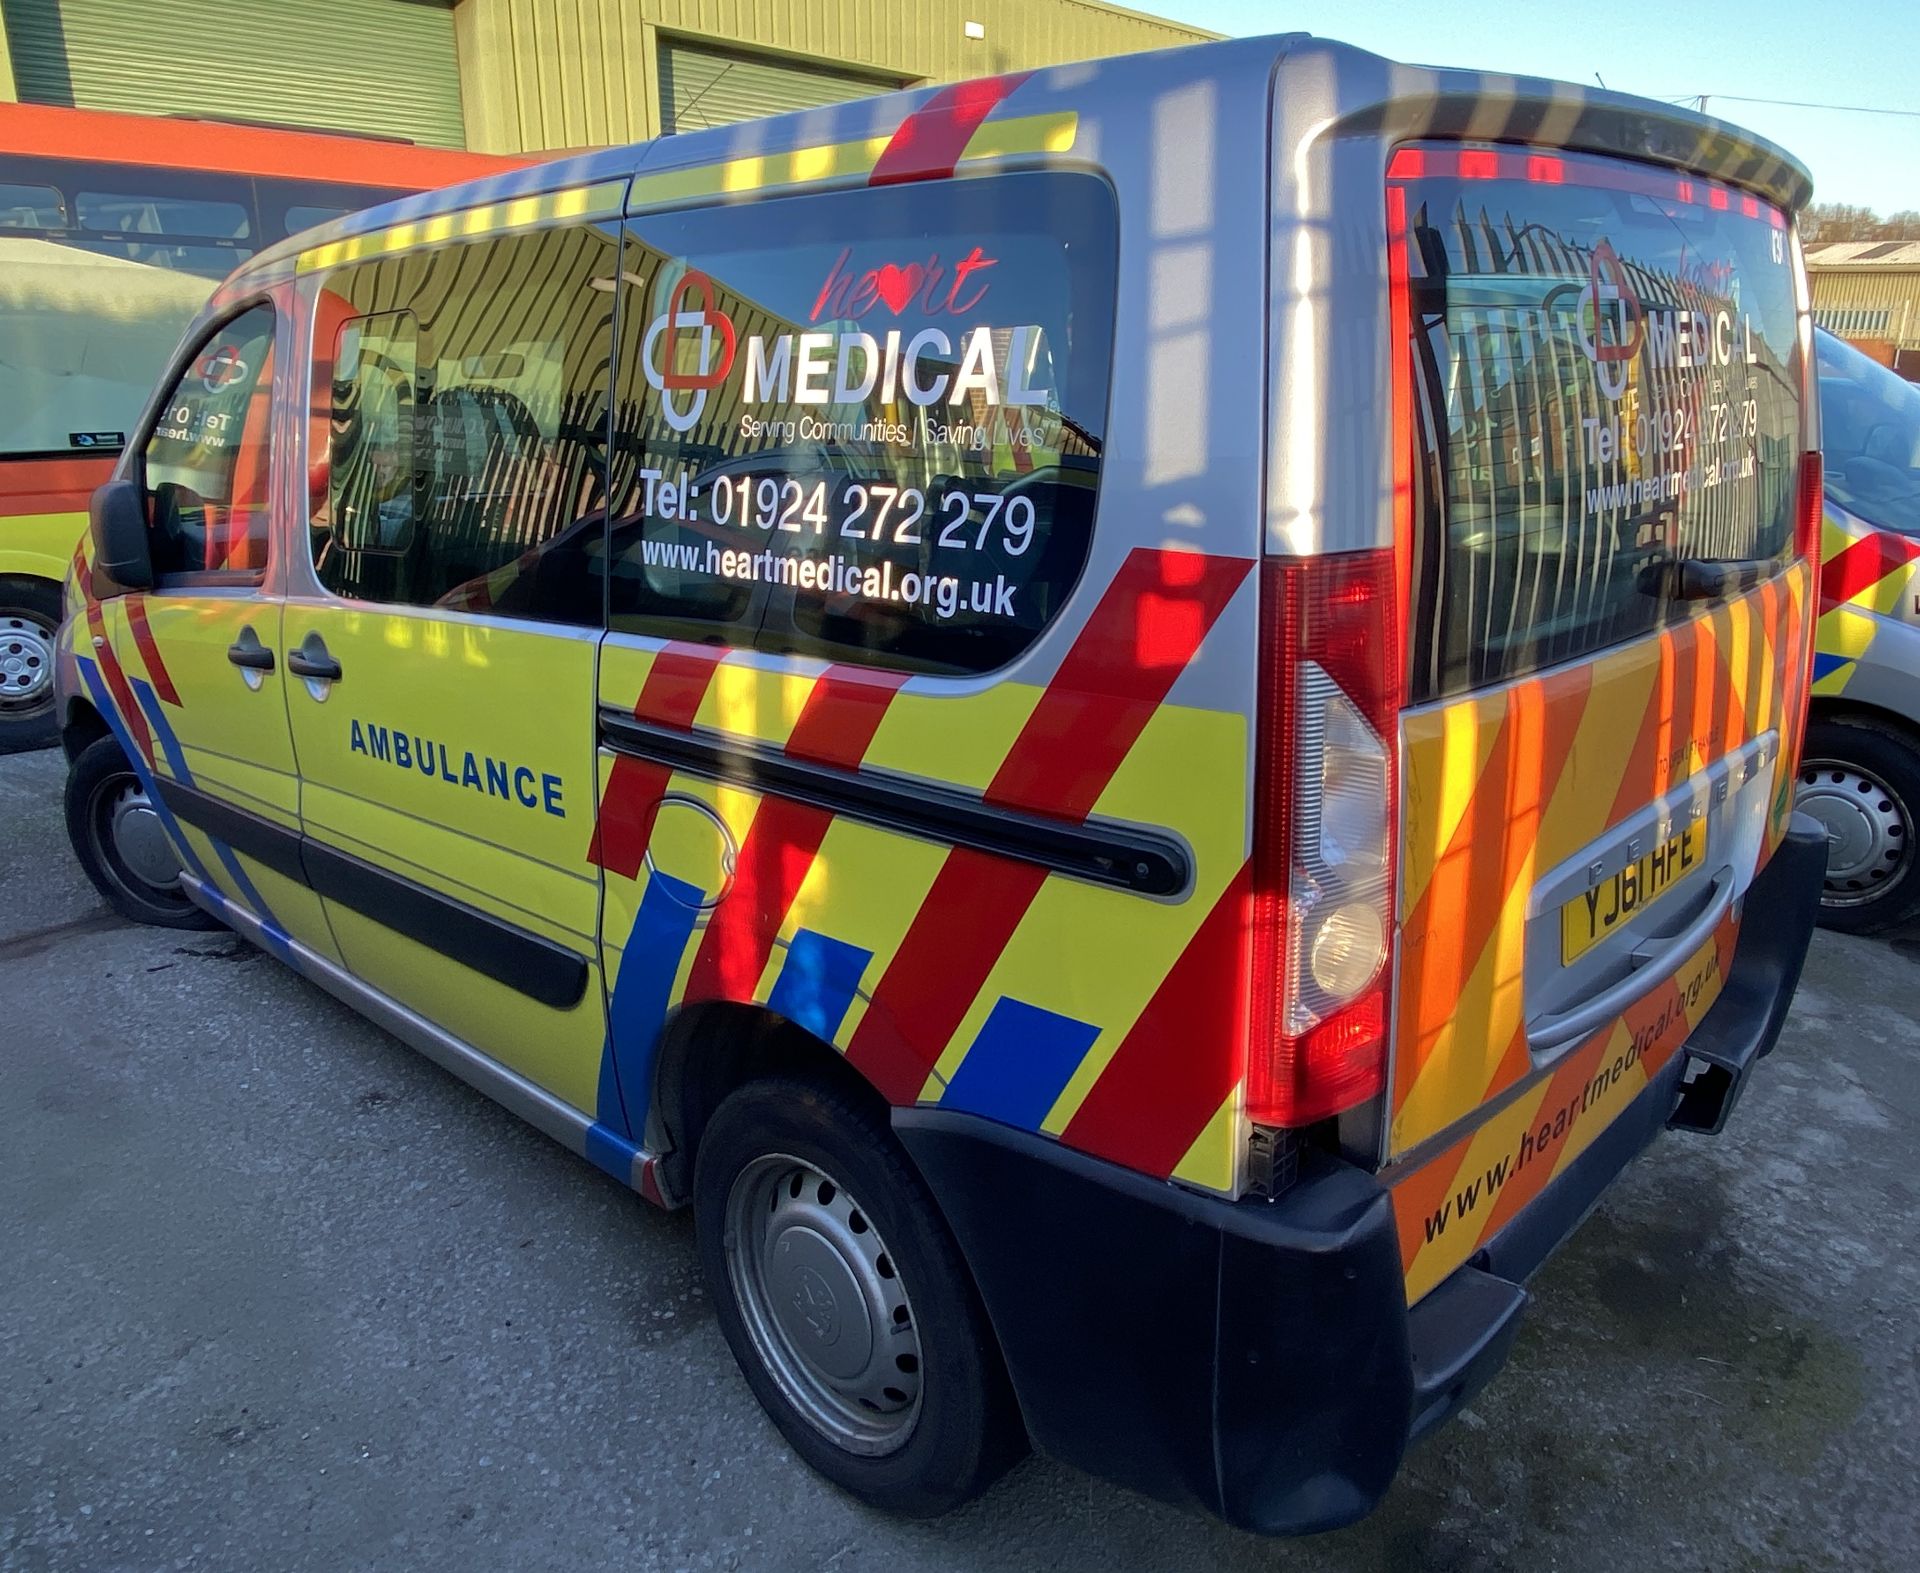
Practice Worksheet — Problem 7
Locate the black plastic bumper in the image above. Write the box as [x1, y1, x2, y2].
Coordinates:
[894, 814, 1828, 1535]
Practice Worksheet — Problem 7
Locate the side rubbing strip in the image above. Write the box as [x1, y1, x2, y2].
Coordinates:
[156, 782, 590, 1010]
[597, 707, 1192, 898]
[154, 780, 305, 882]
[301, 841, 590, 1011]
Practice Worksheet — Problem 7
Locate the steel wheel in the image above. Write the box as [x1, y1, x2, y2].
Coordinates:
[0, 607, 55, 719]
[1798, 757, 1912, 908]
[87, 773, 184, 902]
[723, 1152, 923, 1456]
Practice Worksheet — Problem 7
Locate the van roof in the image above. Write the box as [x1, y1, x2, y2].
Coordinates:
[220, 32, 1813, 299]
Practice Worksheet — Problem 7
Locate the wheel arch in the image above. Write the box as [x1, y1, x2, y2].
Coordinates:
[60, 694, 111, 764]
[1803, 695, 1920, 756]
[646, 999, 893, 1206]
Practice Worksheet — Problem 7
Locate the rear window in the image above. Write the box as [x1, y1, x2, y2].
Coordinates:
[606, 170, 1118, 675]
[1393, 146, 1803, 702]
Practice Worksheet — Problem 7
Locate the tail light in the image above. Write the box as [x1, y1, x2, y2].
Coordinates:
[1795, 450, 1824, 564]
[1248, 550, 1404, 1127]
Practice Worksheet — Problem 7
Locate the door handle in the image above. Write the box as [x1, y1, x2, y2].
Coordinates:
[226, 628, 275, 671]
[286, 632, 343, 683]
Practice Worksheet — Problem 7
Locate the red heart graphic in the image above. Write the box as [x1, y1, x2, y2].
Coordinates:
[872, 262, 924, 315]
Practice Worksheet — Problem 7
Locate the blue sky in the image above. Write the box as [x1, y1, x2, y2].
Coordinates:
[1155, 1, 1920, 212]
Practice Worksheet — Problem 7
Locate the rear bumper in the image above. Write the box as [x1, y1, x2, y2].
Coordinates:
[895, 814, 1827, 1535]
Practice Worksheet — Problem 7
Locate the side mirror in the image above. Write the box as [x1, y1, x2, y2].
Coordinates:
[89, 479, 153, 593]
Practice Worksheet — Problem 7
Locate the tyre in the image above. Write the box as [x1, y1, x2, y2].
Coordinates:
[1796, 716, 1920, 934]
[63, 734, 219, 930]
[0, 576, 62, 755]
[693, 1074, 1024, 1516]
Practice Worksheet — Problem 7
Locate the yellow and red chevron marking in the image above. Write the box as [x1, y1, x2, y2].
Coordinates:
[593, 547, 1255, 1190]
[1390, 915, 1733, 1302]
[1812, 514, 1920, 698]
[1394, 569, 1807, 1159]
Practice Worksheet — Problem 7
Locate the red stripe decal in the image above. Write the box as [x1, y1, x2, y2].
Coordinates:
[85, 602, 152, 767]
[590, 645, 727, 878]
[124, 596, 182, 707]
[868, 73, 1032, 187]
[681, 667, 908, 1004]
[985, 548, 1251, 819]
[1820, 530, 1920, 611]
[70, 544, 94, 605]
[845, 547, 1252, 1104]
[1060, 861, 1253, 1175]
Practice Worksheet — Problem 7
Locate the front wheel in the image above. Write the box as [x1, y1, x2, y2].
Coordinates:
[693, 1075, 1024, 1517]
[1796, 717, 1920, 934]
[63, 734, 218, 929]
[0, 576, 62, 755]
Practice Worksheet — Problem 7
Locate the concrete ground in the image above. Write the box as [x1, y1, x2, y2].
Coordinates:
[1, 742, 1915, 1573]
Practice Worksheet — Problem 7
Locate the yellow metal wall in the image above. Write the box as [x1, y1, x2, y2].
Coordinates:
[452, 0, 1217, 153]
[1810, 269, 1920, 350]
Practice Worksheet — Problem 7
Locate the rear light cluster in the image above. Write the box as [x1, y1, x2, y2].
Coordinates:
[1248, 551, 1405, 1127]
[1795, 450, 1824, 565]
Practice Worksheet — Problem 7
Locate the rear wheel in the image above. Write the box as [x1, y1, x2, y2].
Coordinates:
[693, 1074, 1024, 1516]
[0, 576, 61, 755]
[1797, 717, 1920, 934]
[63, 734, 218, 929]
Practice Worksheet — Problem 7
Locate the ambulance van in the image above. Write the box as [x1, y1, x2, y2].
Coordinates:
[54, 36, 1828, 1533]
[1799, 327, 1920, 931]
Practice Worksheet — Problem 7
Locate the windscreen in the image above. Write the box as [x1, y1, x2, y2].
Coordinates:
[1393, 146, 1804, 701]
[1816, 327, 1920, 536]
[0, 153, 408, 460]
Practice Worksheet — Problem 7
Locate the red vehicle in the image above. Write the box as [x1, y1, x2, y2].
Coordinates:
[0, 102, 521, 750]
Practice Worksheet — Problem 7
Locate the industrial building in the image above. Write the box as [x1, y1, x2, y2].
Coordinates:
[1807, 240, 1920, 379]
[0, 0, 1217, 154]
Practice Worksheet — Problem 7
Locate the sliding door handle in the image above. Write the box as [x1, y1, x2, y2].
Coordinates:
[286, 632, 342, 683]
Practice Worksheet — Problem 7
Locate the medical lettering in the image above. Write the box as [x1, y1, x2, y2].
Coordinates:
[348, 719, 568, 818]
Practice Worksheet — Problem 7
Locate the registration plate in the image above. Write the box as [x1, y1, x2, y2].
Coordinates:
[1560, 819, 1709, 964]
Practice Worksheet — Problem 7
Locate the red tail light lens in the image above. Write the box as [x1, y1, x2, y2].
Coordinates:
[1795, 449, 1824, 564]
[1248, 550, 1404, 1127]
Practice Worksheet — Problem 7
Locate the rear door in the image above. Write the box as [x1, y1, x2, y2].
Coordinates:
[1383, 147, 1815, 1300]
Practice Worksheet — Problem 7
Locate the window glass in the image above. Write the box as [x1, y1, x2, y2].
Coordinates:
[308, 224, 617, 627]
[607, 171, 1118, 674]
[0, 183, 65, 228]
[78, 190, 250, 239]
[1397, 148, 1804, 702]
[1815, 329, 1920, 537]
[143, 302, 277, 578]
[0, 159, 413, 462]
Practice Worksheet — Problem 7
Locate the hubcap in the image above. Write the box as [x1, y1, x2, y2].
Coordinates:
[724, 1154, 923, 1456]
[0, 611, 55, 712]
[105, 780, 183, 890]
[1797, 758, 1911, 907]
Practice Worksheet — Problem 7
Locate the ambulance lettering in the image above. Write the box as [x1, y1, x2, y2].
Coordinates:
[348, 719, 565, 817]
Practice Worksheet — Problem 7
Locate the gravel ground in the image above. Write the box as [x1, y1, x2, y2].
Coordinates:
[2, 743, 1915, 1572]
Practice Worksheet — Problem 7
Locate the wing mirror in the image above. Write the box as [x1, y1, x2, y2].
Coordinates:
[88, 478, 153, 594]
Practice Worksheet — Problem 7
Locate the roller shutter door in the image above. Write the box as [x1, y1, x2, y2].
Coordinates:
[1, 0, 466, 148]
[660, 39, 900, 135]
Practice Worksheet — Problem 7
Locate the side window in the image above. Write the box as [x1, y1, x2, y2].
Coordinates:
[306, 224, 617, 629]
[143, 302, 277, 580]
[606, 171, 1118, 675]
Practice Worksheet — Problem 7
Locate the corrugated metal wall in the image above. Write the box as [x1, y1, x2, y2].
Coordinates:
[659, 37, 900, 133]
[1810, 271, 1920, 349]
[453, 0, 1216, 153]
[0, 0, 467, 146]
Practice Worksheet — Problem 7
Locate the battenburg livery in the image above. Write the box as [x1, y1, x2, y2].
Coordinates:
[55, 36, 1828, 1534]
